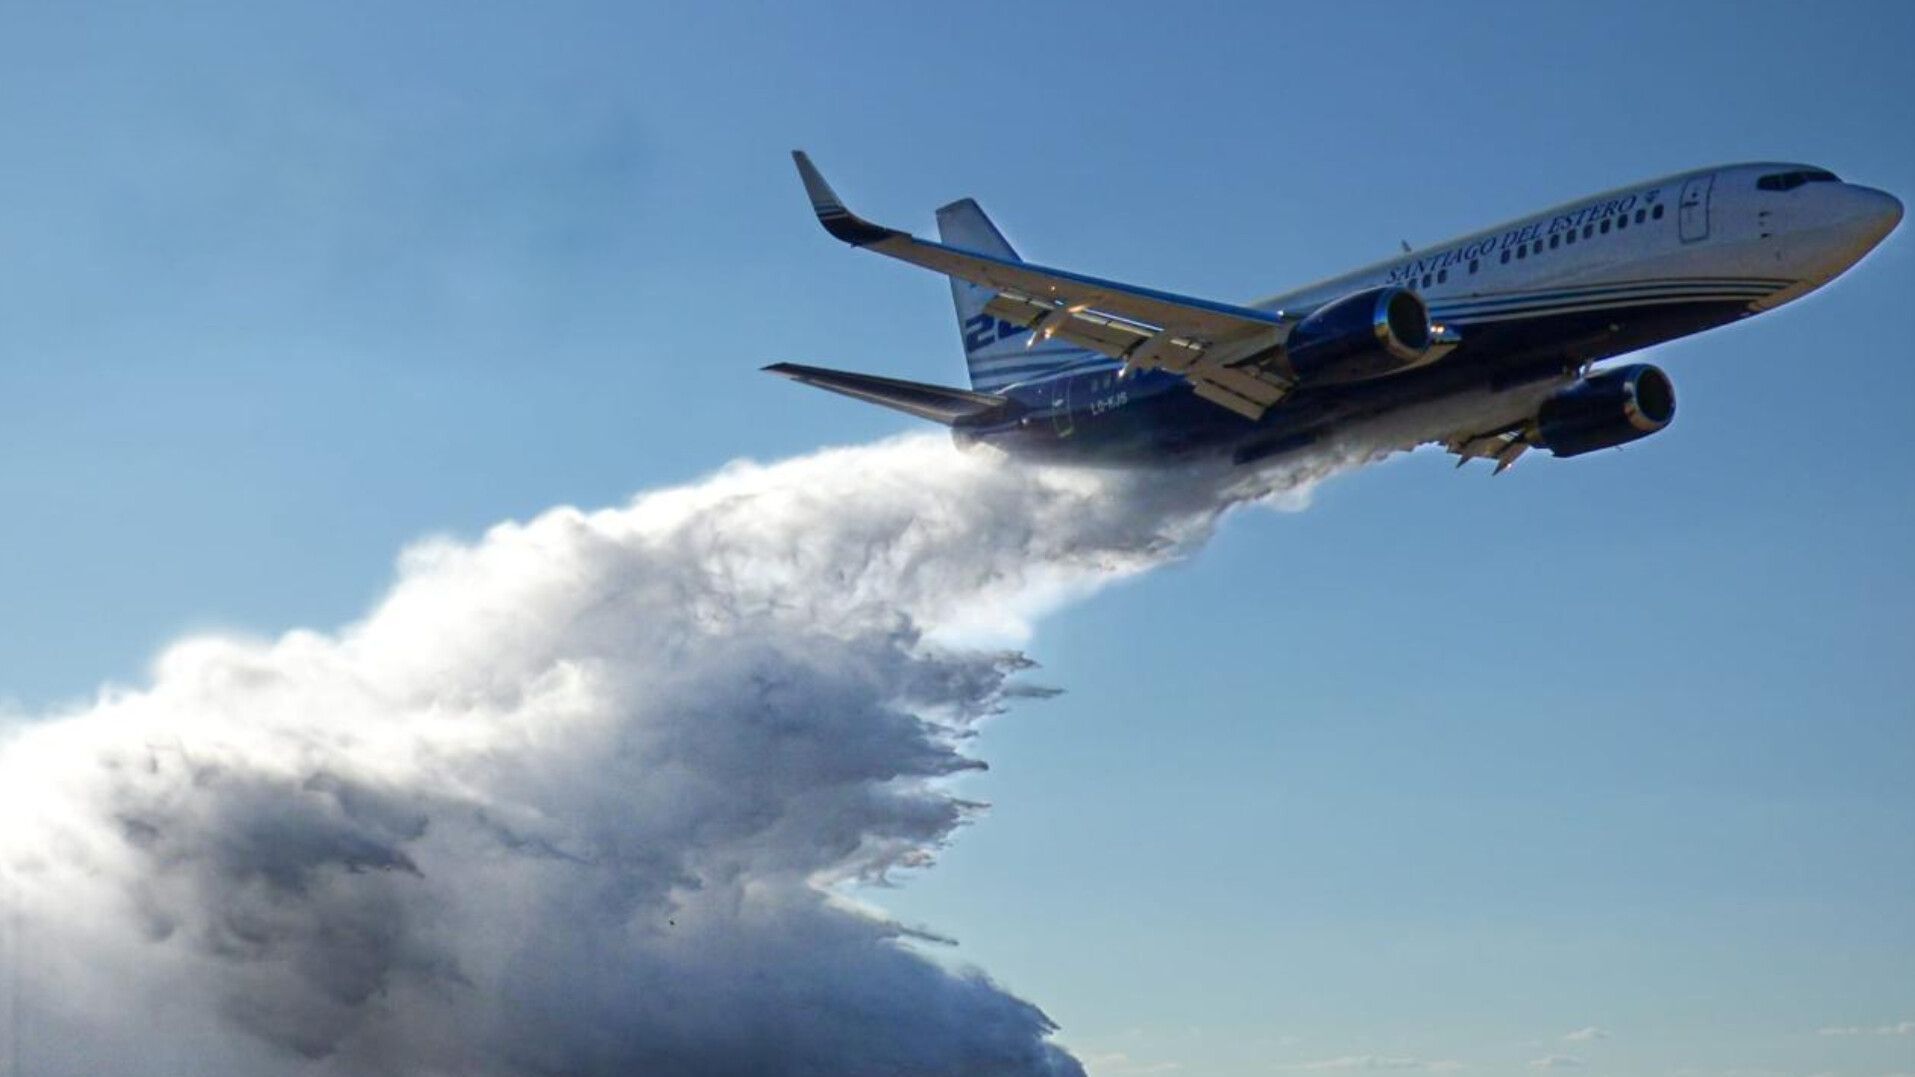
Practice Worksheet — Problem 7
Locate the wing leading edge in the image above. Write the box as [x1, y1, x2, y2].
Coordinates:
[791, 151, 1299, 419]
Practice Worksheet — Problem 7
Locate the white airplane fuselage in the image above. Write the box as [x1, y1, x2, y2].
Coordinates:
[778, 159, 1900, 470]
[1175, 162, 1903, 466]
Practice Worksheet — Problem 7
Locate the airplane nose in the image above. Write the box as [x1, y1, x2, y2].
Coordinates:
[1851, 185, 1903, 243]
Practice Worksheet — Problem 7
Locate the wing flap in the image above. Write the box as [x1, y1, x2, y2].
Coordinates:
[980, 289, 1290, 418]
[1188, 379, 1272, 421]
[1446, 423, 1533, 475]
[981, 292, 1164, 359]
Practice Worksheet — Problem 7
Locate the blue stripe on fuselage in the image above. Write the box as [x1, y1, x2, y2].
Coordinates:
[1427, 277, 1787, 317]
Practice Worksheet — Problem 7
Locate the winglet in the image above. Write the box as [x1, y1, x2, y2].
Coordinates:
[792, 150, 901, 247]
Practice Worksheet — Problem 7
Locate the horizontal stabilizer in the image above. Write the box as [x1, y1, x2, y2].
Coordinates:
[763, 362, 1017, 426]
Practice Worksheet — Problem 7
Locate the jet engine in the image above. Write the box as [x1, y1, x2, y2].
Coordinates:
[1281, 286, 1442, 384]
[1532, 364, 1676, 457]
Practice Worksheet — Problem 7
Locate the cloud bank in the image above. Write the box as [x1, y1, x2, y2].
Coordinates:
[0, 433, 1349, 1076]
[1563, 1027, 1610, 1042]
[1817, 1020, 1915, 1036]
[1280, 1056, 1464, 1073]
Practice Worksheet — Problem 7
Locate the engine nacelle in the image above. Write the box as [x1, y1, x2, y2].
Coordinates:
[1533, 364, 1676, 457]
[1281, 286, 1437, 384]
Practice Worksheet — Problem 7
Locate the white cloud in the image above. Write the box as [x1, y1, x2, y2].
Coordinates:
[1818, 1021, 1915, 1036]
[1563, 1027, 1610, 1043]
[1528, 1057, 1584, 1070]
[0, 434, 1342, 1076]
[1280, 1057, 1465, 1072]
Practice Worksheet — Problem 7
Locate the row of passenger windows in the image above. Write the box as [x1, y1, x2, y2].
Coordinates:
[1408, 202, 1667, 289]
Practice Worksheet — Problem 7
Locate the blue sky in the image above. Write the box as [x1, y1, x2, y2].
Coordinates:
[1, 3, 1911, 1075]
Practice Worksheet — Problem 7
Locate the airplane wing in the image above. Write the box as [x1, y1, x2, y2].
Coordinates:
[793, 151, 1297, 419]
[1446, 424, 1531, 475]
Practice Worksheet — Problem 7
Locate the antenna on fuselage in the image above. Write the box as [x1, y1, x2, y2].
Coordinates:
[1400, 239, 1412, 253]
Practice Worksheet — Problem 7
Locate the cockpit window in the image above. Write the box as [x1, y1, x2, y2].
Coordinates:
[1757, 169, 1841, 191]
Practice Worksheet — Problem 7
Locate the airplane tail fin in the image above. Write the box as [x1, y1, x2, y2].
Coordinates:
[935, 199, 1093, 393]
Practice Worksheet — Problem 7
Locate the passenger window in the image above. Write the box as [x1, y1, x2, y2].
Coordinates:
[1469, 258, 1480, 273]
[1516, 245, 1527, 260]
[1600, 218, 1611, 234]
[1421, 274, 1432, 288]
[1617, 214, 1628, 230]
[1583, 223, 1594, 239]
[1652, 203, 1665, 220]
[1635, 208, 1647, 224]
[1533, 240, 1544, 254]
[1437, 269, 1448, 283]
[1549, 234, 1560, 249]
[1500, 249, 1511, 264]
[1565, 229, 1577, 245]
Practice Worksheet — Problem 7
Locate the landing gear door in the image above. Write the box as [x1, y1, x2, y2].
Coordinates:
[1679, 172, 1714, 243]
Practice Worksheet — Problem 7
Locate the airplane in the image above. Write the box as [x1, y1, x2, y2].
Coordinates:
[768, 152, 1900, 473]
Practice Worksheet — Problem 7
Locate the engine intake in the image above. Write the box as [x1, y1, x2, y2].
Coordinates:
[1534, 364, 1676, 457]
[1282, 286, 1438, 384]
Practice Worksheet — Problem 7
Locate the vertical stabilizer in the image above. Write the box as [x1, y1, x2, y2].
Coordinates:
[935, 199, 1093, 392]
